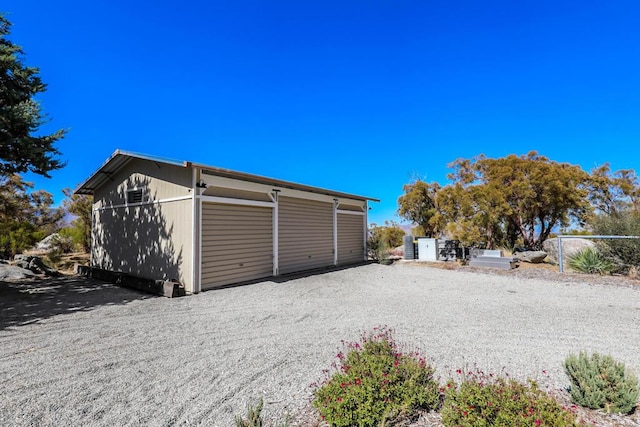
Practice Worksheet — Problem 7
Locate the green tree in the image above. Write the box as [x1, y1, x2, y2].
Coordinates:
[62, 188, 92, 252]
[432, 182, 507, 248]
[435, 152, 591, 249]
[0, 174, 62, 257]
[397, 179, 440, 237]
[1, 13, 65, 178]
[586, 163, 640, 217]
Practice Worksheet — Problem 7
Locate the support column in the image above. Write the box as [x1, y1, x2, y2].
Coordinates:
[333, 199, 339, 265]
[271, 190, 280, 276]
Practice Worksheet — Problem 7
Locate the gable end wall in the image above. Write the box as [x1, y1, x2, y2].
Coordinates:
[91, 159, 194, 290]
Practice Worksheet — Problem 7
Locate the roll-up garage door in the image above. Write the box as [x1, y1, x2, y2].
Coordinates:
[278, 196, 334, 274]
[337, 212, 365, 264]
[201, 202, 273, 289]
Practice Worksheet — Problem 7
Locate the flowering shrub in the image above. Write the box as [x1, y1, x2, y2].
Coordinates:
[312, 327, 439, 427]
[441, 369, 580, 427]
[564, 351, 639, 414]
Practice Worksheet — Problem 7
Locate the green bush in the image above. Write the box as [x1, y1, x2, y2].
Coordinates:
[442, 370, 579, 427]
[567, 247, 613, 274]
[313, 327, 439, 427]
[564, 351, 639, 414]
[591, 209, 640, 273]
[367, 221, 405, 262]
[0, 220, 43, 259]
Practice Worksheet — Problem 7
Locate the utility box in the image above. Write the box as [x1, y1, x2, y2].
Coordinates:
[403, 235, 415, 260]
[417, 238, 439, 261]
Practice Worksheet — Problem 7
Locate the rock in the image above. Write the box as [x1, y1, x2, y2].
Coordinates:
[12, 255, 60, 277]
[513, 250, 547, 263]
[35, 233, 61, 251]
[14, 254, 31, 270]
[543, 238, 596, 266]
[390, 246, 404, 257]
[0, 264, 36, 280]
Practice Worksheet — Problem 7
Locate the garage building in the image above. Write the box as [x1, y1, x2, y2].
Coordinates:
[75, 150, 377, 293]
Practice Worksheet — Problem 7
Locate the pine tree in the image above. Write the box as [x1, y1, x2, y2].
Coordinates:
[0, 13, 65, 178]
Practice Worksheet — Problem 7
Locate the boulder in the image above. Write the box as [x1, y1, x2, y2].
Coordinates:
[35, 233, 61, 251]
[389, 246, 404, 257]
[13, 255, 60, 277]
[543, 238, 596, 266]
[0, 264, 36, 280]
[513, 250, 547, 264]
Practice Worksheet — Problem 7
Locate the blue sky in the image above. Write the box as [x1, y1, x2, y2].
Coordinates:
[5, 0, 640, 226]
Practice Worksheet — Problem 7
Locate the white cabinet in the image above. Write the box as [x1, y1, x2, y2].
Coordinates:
[417, 238, 439, 261]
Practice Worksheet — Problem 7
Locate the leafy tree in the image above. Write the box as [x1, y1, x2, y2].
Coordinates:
[62, 188, 92, 252]
[435, 152, 590, 249]
[1, 13, 65, 178]
[0, 174, 62, 257]
[586, 163, 640, 217]
[397, 179, 441, 237]
[432, 182, 509, 248]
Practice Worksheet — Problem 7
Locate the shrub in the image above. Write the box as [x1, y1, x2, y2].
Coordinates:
[234, 398, 290, 427]
[591, 209, 640, 273]
[235, 398, 263, 427]
[441, 370, 579, 427]
[368, 222, 405, 262]
[313, 327, 439, 427]
[0, 220, 42, 259]
[564, 351, 639, 414]
[567, 247, 613, 274]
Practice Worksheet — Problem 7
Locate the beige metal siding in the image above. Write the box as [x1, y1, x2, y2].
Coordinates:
[91, 198, 193, 287]
[93, 159, 191, 208]
[278, 196, 334, 274]
[337, 213, 365, 264]
[201, 203, 273, 289]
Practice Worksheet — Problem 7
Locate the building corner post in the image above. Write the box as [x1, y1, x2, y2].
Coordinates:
[191, 167, 202, 293]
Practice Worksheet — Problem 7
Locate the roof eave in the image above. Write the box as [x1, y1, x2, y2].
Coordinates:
[193, 162, 379, 202]
[74, 150, 379, 203]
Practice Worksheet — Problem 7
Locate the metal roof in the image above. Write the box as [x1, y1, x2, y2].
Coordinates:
[75, 149, 379, 202]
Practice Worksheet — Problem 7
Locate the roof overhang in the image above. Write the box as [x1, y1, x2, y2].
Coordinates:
[74, 150, 185, 195]
[75, 149, 379, 202]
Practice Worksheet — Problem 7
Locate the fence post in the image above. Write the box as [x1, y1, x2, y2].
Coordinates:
[558, 237, 564, 273]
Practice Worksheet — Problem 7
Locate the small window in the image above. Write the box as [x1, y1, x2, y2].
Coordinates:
[126, 188, 145, 204]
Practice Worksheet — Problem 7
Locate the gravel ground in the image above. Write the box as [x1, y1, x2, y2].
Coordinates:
[1, 262, 639, 426]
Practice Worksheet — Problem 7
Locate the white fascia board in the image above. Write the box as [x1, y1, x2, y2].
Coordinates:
[201, 174, 365, 205]
[336, 209, 365, 216]
[200, 195, 275, 208]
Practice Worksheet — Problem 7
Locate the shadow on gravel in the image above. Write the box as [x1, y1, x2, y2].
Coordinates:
[0, 275, 153, 330]
[202, 261, 374, 292]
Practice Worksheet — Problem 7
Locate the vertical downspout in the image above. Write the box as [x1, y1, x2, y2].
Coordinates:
[333, 199, 339, 265]
[272, 190, 279, 276]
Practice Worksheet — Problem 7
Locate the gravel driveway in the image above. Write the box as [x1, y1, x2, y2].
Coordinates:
[1, 263, 639, 426]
